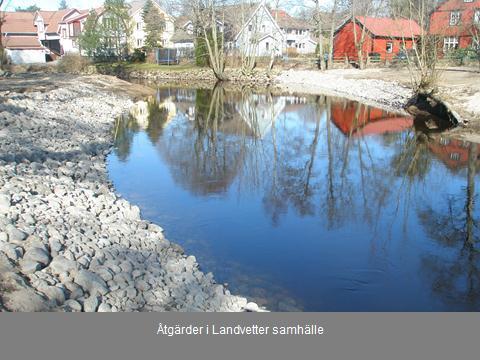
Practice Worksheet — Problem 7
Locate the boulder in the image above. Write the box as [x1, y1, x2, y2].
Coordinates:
[74, 269, 108, 296]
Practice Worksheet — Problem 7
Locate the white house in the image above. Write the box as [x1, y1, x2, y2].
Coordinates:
[271, 9, 317, 55]
[129, 0, 174, 49]
[233, 2, 285, 57]
[1, 11, 51, 64]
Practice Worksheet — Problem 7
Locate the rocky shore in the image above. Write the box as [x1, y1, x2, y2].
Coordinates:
[0, 73, 259, 312]
[276, 69, 413, 114]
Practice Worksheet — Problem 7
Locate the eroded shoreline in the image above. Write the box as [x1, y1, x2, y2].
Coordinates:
[0, 73, 259, 312]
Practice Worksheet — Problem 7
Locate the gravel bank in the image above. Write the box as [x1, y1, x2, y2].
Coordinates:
[276, 69, 414, 113]
[0, 73, 258, 312]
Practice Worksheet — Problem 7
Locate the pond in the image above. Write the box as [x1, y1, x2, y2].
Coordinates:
[107, 85, 480, 311]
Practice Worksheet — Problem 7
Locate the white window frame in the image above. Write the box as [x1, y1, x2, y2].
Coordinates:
[450, 11, 461, 26]
[386, 42, 393, 53]
[443, 36, 459, 51]
[474, 9, 480, 23]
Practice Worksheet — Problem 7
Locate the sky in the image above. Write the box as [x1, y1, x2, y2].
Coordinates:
[1, 0, 313, 13]
[2, 0, 104, 11]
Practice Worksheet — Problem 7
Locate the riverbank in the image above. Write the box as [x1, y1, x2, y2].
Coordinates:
[0, 73, 260, 312]
[93, 63, 480, 141]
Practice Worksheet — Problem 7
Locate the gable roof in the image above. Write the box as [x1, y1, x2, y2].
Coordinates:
[37, 9, 73, 33]
[354, 17, 422, 38]
[1, 12, 37, 33]
[129, 0, 170, 18]
[270, 9, 310, 30]
[2, 35, 46, 50]
[234, 3, 284, 41]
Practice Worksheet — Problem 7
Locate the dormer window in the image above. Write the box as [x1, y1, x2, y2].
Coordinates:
[450, 11, 461, 26]
[464, 0, 473, 2]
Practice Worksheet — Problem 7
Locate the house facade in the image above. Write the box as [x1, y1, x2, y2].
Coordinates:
[271, 9, 317, 55]
[129, 0, 174, 49]
[429, 0, 480, 51]
[333, 17, 422, 61]
[233, 3, 285, 57]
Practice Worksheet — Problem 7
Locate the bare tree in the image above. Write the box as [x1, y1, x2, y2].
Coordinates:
[392, 0, 441, 93]
[0, 0, 6, 68]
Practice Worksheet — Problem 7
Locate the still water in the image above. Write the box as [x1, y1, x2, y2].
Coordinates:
[107, 86, 480, 311]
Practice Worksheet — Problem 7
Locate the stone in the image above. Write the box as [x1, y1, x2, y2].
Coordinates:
[49, 255, 77, 275]
[0, 232, 8, 242]
[6, 224, 27, 242]
[24, 247, 50, 266]
[74, 269, 109, 296]
[97, 302, 112, 312]
[0, 194, 10, 214]
[64, 299, 82, 312]
[83, 296, 99, 312]
[40, 286, 66, 305]
[245, 302, 260, 312]
[19, 259, 42, 273]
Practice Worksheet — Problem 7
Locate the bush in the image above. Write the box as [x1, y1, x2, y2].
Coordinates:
[127, 48, 146, 63]
[56, 53, 91, 74]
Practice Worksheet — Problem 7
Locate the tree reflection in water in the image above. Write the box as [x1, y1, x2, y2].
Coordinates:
[111, 85, 480, 310]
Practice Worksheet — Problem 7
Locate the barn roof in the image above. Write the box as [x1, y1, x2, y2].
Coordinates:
[354, 17, 422, 38]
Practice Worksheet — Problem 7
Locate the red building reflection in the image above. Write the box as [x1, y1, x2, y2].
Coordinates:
[330, 99, 413, 137]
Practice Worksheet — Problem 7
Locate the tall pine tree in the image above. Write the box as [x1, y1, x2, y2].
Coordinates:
[58, 0, 68, 10]
[142, 0, 166, 50]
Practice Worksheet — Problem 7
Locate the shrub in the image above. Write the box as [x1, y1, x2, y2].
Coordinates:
[128, 48, 146, 63]
[56, 53, 91, 74]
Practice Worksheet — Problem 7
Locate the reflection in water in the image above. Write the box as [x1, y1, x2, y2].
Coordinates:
[109, 86, 480, 311]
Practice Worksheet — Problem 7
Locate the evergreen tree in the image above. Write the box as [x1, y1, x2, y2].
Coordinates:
[142, 0, 166, 50]
[78, 10, 102, 58]
[15, 5, 41, 12]
[103, 0, 132, 58]
[58, 0, 68, 10]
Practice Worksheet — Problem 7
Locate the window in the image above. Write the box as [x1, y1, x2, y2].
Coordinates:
[450, 11, 461, 26]
[262, 25, 266, 32]
[248, 24, 252, 32]
[62, 28, 66, 38]
[443, 36, 459, 50]
[475, 10, 480, 23]
[137, 39, 142, 47]
[386, 42, 393, 53]
[464, 0, 473, 2]
[450, 153, 460, 161]
[266, 42, 269, 50]
[136, 22, 142, 30]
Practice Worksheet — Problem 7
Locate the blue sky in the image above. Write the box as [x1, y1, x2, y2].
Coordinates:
[2, 0, 104, 11]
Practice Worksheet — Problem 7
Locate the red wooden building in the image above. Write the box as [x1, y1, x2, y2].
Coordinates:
[429, 0, 480, 52]
[333, 17, 422, 61]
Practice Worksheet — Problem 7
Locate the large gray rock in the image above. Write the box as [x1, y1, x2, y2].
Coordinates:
[74, 269, 108, 296]
[49, 255, 77, 275]
[0, 193, 10, 213]
[19, 259, 42, 274]
[83, 295, 99, 312]
[6, 224, 27, 243]
[24, 247, 50, 266]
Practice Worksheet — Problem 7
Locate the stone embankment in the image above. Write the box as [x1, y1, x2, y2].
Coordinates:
[0, 73, 260, 312]
[275, 69, 414, 114]
[95, 64, 276, 86]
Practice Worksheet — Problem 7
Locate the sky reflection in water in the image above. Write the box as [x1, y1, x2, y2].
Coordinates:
[107, 86, 480, 311]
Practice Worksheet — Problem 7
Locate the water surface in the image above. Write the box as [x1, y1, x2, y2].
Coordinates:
[108, 86, 480, 311]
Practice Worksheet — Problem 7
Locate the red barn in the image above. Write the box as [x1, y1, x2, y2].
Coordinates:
[333, 17, 422, 62]
[429, 0, 480, 52]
